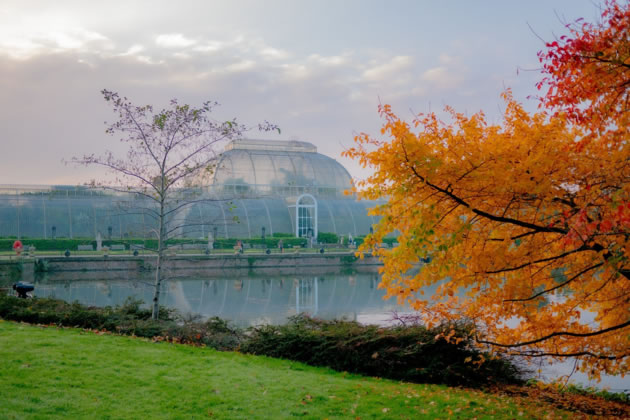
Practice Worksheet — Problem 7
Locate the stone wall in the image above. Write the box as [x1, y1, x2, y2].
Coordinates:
[42, 253, 379, 271]
[3, 252, 382, 282]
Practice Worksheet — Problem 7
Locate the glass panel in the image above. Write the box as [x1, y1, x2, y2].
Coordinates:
[224, 199, 249, 239]
[287, 153, 316, 187]
[214, 152, 253, 190]
[241, 199, 269, 238]
[311, 154, 352, 191]
[45, 198, 71, 238]
[347, 200, 373, 236]
[264, 198, 293, 236]
[317, 200, 336, 234]
[0, 194, 19, 237]
[297, 206, 315, 237]
[200, 200, 227, 239]
[326, 199, 356, 237]
[19, 196, 46, 238]
[179, 203, 205, 239]
[93, 200, 119, 240]
[296, 195, 315, 205]
[269, 153, 298, 190]
[249, 152, 277, 189]
[177, 200, 223, 239]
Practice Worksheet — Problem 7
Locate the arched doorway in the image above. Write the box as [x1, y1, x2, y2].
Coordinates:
[295, 193, 317, 239]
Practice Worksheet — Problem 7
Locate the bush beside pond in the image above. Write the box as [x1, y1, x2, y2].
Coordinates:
[241, 315, 522, 387]
[0, 295, 241, 351]
[0, 294, 522, 387]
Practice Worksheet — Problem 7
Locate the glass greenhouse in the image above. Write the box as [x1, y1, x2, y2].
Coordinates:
[0, 139, 383, 240]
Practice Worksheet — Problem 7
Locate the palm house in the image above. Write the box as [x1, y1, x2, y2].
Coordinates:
[0, 139, 382, 240]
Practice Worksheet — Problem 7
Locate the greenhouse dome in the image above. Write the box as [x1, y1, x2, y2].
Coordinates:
[0, 140, 383, 240]
[211, 139, 354, 196]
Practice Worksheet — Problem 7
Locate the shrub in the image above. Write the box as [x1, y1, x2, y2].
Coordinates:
[382, 237, 398, 246]
[272, 232, 294, 238]
[241, 315, 522, 387]
[161, 315, 244, 351]
[208, 237, 307, 249]
[0, 236, 311, 251]
[317, 232, 338, 244]
[0, 238, 150, 252]
[0, 295, 239, 350]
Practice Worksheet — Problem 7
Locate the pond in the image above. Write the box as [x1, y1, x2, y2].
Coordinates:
[32, 271, 400, 327]
[26, 268, 630, 393]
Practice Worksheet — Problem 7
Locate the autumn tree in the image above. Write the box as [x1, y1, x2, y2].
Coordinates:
[345, 0, 630, 379]
[344, 90, 629, 378]
[74, 90, 277, 320]
[537, 0, 629, 147]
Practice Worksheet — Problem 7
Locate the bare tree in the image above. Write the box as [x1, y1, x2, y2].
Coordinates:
[74, 90, 277, 319]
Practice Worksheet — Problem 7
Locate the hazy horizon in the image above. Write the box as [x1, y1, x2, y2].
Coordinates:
[1, 0, 600, 185]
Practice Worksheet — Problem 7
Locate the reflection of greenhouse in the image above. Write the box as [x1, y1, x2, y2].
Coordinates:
[0, 139, 382, 239]
[33, 273, 393, 326]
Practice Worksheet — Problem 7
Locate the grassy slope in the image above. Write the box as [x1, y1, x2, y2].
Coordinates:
[0, 320, 571, 419]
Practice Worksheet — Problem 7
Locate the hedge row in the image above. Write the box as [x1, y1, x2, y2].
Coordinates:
[316, 232, 338, 244]
[0, 237, 307, 251]
[0, 294, 522, 387]
[241, 315, 522, 387]
[0, 295, 241, 351]
[0, 234, 398, 251]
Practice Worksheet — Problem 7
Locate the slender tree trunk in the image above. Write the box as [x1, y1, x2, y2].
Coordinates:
[152, 196, 166, 320]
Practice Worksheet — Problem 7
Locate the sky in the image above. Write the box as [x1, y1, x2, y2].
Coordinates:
[0, 0, 603, 186]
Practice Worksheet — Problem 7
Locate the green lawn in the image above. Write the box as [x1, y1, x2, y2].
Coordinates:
[0, 320, 569, 419]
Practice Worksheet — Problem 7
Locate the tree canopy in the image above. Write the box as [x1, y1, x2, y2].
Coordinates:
[345, 1, 630, 378]
[74, 90, 277, 319]
[537, 0, 629, 146]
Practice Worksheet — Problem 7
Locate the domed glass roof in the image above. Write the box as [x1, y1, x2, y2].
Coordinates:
[211, 139, 353, 193]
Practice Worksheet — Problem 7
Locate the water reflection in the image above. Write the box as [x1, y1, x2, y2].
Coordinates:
[33, 273, 396, 327]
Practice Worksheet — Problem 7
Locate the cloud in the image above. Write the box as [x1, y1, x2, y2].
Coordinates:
[120, 44, 145, 56]
[362, 56, 413, 82]
[0, 25, 479, 186]
[225, 59, 256, 73]
[192, 41, 225, 53]
[438, 53, 455, 64]
[422, 66, 447, 82]
[0, 26, 109, 59]
[49, 29, 107, 49]
[307, 54, 349, 67]
[155, 33, 197, 48]
[259, 47, 288, 60]
[421, 65, 463, 89]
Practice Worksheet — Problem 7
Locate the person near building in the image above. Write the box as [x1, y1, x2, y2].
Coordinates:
[12, 240, 23, 256]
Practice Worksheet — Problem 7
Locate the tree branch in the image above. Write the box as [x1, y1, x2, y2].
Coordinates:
[399, 141, 568, 235]
[476, 319, 630, 348]
[506, 349, 629, 360]
[483, 245, 589, 274]
[504, 262, 603, 302]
